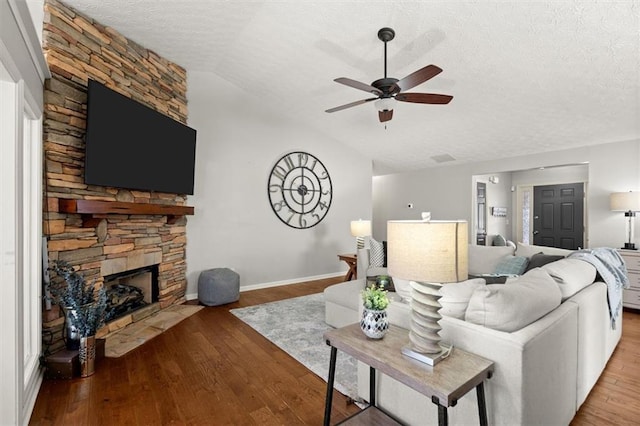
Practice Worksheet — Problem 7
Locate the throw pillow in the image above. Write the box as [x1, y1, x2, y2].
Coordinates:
[468, 274, 511, 284]
[541, 258, 597, 300]
[523, 253, 565, 272]
[493, 256, 529, 275]
[369, 238, 385, 267]
[439, 278, 485, 319]
[492, 234, 507, 246]
[465, 268, 562, 332]
[467, 245, 516, 275]
[393, 278, 411, 302]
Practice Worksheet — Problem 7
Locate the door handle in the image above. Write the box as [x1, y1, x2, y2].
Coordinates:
[533, 230, 539, 235]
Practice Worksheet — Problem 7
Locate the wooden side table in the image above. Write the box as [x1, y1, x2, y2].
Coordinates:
[323, 323, 494, 426]
[337, 253, 357, 281]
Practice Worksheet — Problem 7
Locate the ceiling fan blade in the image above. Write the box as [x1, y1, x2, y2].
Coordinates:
[334, 78, 383, 95]
[378, 109, 393, 122]
[325, 97, 378, 113]
[394, 65, 443, 92]
[395, 93, 453, 104]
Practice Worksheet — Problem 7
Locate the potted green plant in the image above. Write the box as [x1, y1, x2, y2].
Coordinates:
[49, 260, 108, 377]
[360, 284, 390, 339]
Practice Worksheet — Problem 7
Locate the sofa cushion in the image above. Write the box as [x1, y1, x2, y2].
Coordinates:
[323, 279, 365, 311]
[370, 238, 386, 267]
[516, 242, 573, 258]
[392, 278, 411, 302]
[367, 266, 388, 277]
[465, 269, 562, 332]
[493, 255, 529, 275]
[524, 253, 565, 272]
[468, 245, 516, 275]
[541, 258, 597, 300]
[439, 278, 485, 319]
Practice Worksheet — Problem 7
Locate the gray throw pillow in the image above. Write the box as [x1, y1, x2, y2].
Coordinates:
[494, 256, 529, 275]
[492, 234, 507, 246]
[524, 253, 565, 272]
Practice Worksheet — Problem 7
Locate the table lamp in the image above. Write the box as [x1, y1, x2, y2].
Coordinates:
[350, 219, 372, 251]
[610, 191, 640, 250]
[387, 220, 468, 365]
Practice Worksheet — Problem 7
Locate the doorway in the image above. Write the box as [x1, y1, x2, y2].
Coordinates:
[476, 182, 487, 245]
[533, 183, 584, 249]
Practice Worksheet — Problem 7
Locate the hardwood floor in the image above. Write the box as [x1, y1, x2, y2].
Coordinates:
[31, 276, 359, 425]
[571, 309, 640, 426]
[30, 279, 640, 425]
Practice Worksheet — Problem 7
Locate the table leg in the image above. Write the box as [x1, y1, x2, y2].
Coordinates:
[476, 382, 488, 426]
[438, 403, 448, 426]
[369, 367, 376, 406]
[345, 269, 354, 281]
[323, 346, 338, 426]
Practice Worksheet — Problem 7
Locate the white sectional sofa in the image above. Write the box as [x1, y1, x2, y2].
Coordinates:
[323, 243, 624, 425]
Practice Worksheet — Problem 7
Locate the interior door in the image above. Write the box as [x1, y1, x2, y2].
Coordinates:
[533, 183, 584, 249]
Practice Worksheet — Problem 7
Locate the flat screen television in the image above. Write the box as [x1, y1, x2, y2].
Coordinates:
[84, 79, 197, 195]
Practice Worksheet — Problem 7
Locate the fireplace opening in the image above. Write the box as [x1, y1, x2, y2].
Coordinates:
[103, 264, 159, 322]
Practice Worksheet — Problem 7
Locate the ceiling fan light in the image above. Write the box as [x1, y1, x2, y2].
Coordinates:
[375, 97, 396, 111]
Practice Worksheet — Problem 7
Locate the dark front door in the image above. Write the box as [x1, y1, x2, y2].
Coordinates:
[533, 183, 584, 249]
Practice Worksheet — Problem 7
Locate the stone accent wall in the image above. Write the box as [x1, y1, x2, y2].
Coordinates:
[42, 0, 191, 353]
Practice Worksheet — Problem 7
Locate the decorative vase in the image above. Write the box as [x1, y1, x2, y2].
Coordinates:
[360, 308, 389, 339]
[79, 335, 96, 377]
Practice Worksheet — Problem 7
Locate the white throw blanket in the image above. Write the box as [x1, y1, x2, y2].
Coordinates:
[568, 248, 629, 329]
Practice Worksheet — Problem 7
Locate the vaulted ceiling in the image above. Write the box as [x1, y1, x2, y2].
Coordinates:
[51, 0, 640, 175]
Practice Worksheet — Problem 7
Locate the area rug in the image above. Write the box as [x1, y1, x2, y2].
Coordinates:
[105, 304, 204, 358]
[230, 293, 358, 400]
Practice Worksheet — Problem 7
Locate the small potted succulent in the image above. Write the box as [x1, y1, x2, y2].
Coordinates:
[360, 284, 390, 339]
[49, 260, 108, 377]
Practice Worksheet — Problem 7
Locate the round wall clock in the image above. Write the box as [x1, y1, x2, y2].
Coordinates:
[268, 151, 333, 229]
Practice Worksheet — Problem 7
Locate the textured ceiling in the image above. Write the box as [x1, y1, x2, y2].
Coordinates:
[56, 0, 640, 175]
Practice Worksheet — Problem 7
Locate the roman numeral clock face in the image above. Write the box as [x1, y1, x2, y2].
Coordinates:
[268, 152, 333, 229]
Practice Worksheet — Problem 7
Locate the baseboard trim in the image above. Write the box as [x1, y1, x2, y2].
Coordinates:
[185, 271, 344, 301]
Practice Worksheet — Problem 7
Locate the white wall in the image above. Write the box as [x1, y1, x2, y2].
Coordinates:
[1, 0, 49, 424]
[473, 172, 513, 242]
[373, 140, 640, 249]
[185, 72, 373, 296]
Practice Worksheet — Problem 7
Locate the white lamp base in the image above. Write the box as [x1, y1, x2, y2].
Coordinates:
[408, 281, 443, 353]
[401, 342, 453, 366]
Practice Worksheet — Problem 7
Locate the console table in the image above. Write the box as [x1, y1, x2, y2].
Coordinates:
[337, 254, 357, 281]
[323, 323, 494, 426]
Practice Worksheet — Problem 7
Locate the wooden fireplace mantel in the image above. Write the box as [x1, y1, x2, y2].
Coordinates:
[58, 199, 194, 226]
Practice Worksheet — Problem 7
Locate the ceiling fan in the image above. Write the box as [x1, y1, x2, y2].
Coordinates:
[325, 27, 453, 123]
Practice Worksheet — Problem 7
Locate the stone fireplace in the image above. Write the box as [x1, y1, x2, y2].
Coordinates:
[102, 257, 160, 323]
[41, 0, 193, 353]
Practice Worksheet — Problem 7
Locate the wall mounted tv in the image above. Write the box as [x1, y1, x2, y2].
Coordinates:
[84, 79, 197, 195]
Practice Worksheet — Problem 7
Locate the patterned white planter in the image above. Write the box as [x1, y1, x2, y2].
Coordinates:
[360, 308, 389, 339]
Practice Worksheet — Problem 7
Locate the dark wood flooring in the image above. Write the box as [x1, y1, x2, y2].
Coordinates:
[30, 277, 640, 425]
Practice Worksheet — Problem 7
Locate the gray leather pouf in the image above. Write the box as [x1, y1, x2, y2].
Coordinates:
[198, 268, 240, 306]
